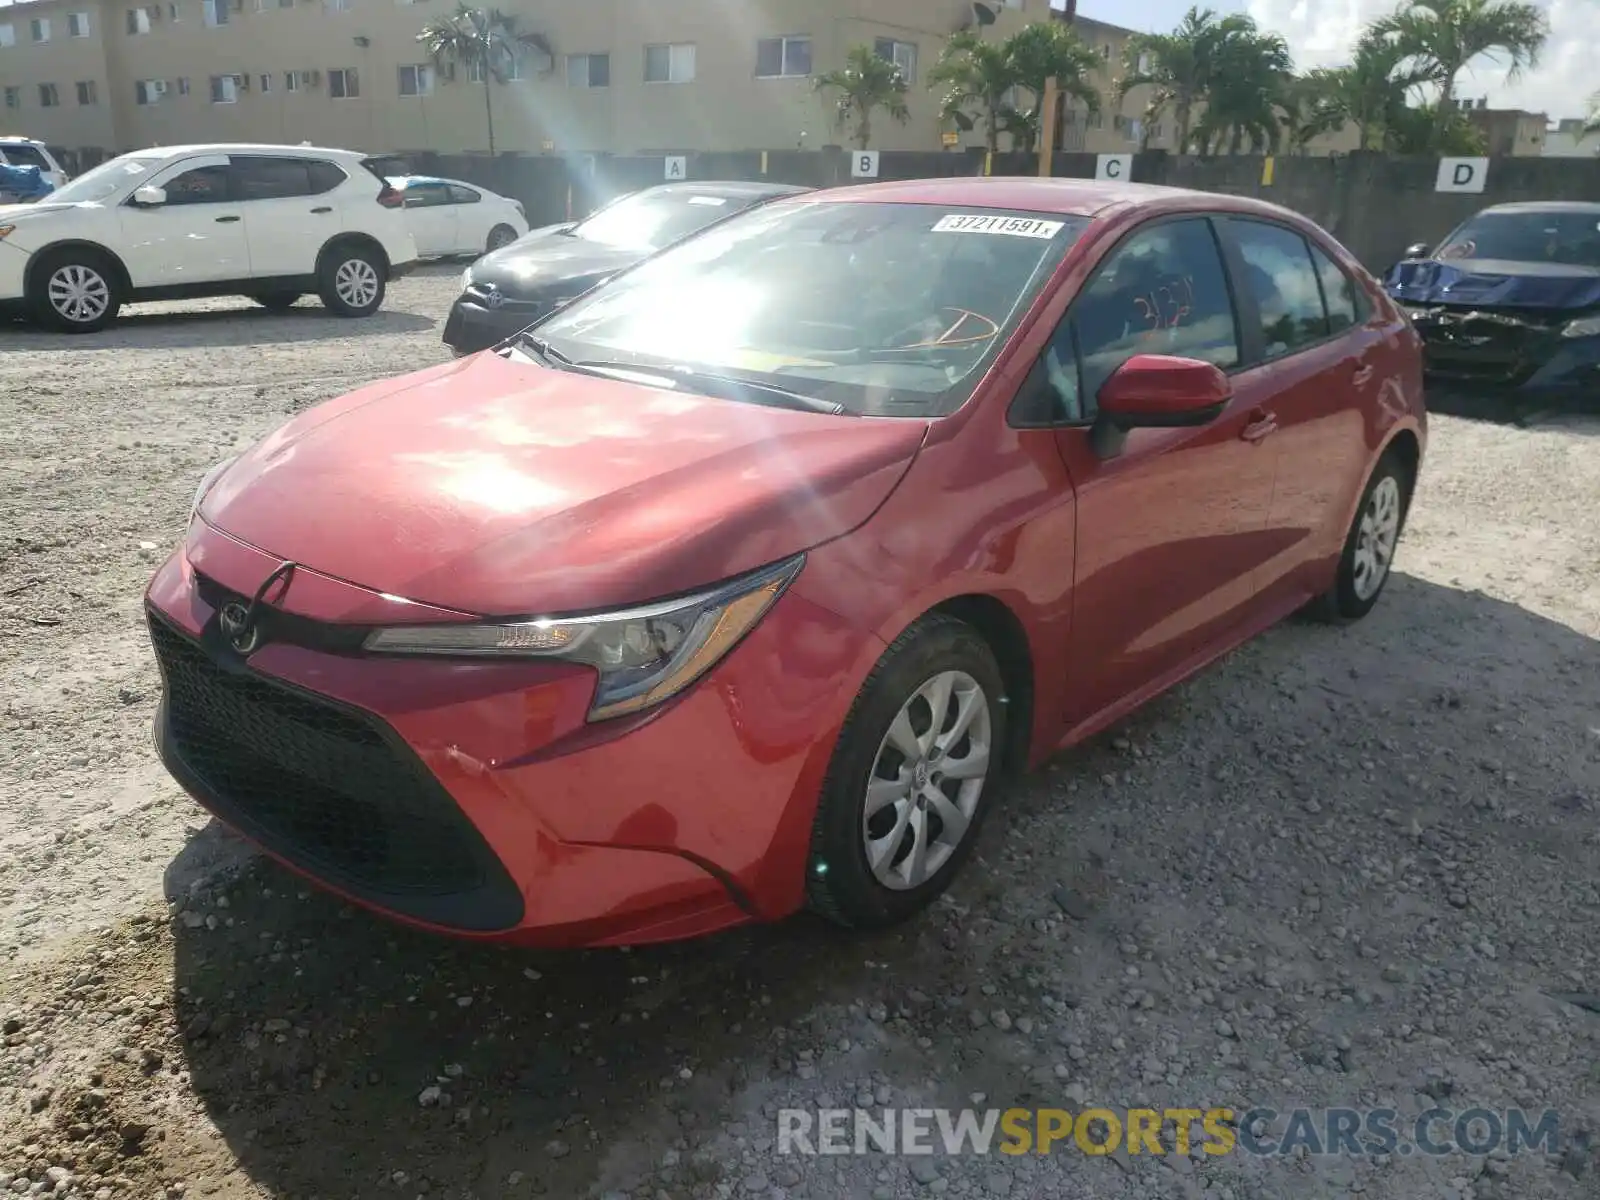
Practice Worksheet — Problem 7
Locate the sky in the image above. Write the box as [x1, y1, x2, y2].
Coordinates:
[1071, 0, 1594, 121]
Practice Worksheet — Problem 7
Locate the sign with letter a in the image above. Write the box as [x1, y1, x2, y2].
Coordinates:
[851, 150, 881, 179]
[1095, 154, 1132, 181]
[664, 155, 687, 181]
[1435, 157, 1488, 193]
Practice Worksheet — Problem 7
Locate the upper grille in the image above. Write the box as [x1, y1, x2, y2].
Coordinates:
[148, 611, 521, 927]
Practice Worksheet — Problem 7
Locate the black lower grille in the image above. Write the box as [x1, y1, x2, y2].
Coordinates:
[148, 610, 524, 930]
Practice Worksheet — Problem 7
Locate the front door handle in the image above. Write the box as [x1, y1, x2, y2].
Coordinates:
[310, 205, 333, 214]
[1241, 410, 1278, 443]
[214, 215, 241, 223]
[1352, 364, 1375, 387]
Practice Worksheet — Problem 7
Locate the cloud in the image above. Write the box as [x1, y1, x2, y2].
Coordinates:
[1246, 0, 1597, 119]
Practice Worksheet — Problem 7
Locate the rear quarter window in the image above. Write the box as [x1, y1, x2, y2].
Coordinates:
[1, 143, 50, 170]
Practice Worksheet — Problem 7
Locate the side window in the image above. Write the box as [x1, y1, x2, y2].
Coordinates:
[1231, 220, 1329, 360]
[234, 156, 313, 201]
[160, 164, 230, 205]
[1040, 217, 1239, 420]
[1309, 242, 1360, 333]
[446, 184, 481, 205]
[1, 143, 50, 170]
[306, 160, 348, 195]
[403, 183, 451, 209]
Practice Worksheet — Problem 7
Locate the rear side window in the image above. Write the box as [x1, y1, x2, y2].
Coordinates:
[161, 163, 230, 205]
[1309, 243, 1360, 333]
[234, 156, 314, 200]
[447, 184, 481, 204]
[1057, 217, 1240, 417]
[306, 159, 347, 195]
[403, 182, 452, 208]
[1, 143, 50, 170]
[1231, 220, 1329, 360]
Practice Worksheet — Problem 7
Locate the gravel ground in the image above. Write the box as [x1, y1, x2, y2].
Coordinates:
[1, 271, 1597, 1200]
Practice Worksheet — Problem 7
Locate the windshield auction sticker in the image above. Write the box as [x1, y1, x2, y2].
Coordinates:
[932, 214, 1064, 239]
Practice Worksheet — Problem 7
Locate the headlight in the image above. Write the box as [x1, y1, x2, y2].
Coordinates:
[362, 555, 804, 720]
[1560, 314, 1600, 339]
[190, 456, 237, 522]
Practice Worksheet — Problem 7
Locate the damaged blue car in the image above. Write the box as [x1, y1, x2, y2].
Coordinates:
[1383, 201, 1600, 402]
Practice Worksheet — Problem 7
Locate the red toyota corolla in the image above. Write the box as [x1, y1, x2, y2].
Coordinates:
[146, 178, 1425, 947]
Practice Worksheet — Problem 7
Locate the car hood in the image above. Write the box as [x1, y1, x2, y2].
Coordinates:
[468, 230, 645, 298]
[0, 200, 83, 221]
[199, 352, 927, 617]
[1385, 257, 1600, 310]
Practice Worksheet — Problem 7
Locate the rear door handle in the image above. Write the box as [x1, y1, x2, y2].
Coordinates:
[310, 206, 333, 214]
[1241, 410, 1278, 443]
[1352, 365, 1375, 386]
[214, 215, 241, 223]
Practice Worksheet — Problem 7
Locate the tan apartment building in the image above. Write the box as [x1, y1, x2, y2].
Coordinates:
[0, 0, 1195, 157]
[1463, 103, 1548, 156]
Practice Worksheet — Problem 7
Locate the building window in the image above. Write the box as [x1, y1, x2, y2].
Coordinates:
[127, 8, 150, 34]
[76, 80, 98, 104]
[69, 11, 91, 36]
[210, 74, 238, 103]
[31, 17, 51, 41]
[0, 23, 13, 47]
[259, 72, 273, 93]
[644, 43, 695, 84]
[39, 83, 60, 106]
[2, 86, 18, 109]
[324, 0, 349, 12]
[177, 76, 190, 94]
[755, 35, 811, 78]
[135, 78, 166, 104]
[202, 0, 228, 26]
[168, 3, 181, 19]
[566, 53, 609, 88]
[1137, 52, 1152, 74]
[1100, 43, 1112, 59]
[873, 38, 916, 82]
[284, 70, 299, 92]
[398, 64, 435, 96]
[329, 67, 358, 98]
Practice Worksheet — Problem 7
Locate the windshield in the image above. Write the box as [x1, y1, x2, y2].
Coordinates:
[47, 155, 164, 204]
[1436, 210, 1600, 269]
[532, 201, 1088, 417]
[571, 189, 755, 251]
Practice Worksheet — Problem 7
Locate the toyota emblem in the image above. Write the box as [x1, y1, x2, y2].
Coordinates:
[484, 286, 505, 309]
[218, 600, 262, 655]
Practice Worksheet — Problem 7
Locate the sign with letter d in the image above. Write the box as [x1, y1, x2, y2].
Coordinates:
[1435, 157, 1488, 193]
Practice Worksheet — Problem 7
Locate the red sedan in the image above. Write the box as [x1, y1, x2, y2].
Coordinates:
[146, 178, 1425, 947]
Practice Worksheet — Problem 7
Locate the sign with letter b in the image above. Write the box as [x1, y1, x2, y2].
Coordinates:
[1435, 157, 1488, 193]
[851, 150, 881, 179]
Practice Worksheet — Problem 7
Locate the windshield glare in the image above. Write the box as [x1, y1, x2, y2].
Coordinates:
[572, 190, 745, 251]
[534, 201, 1087, 416]
[46, 155, 162, 204]
[1437, 211, 1600, 268]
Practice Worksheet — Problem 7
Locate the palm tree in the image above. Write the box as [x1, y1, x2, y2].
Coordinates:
[1370, 0, 1547, 145]
[1315, 31, 1431, 150]
[1274, 74, 1345, 155]
[1194, 22, 1293, 153]
[1584, 91, 1600, 140]
[1004, 21, 1103, 143]
[928, 30, 1018, 154]
[1117, 7, 1271, 154]
[417, 5, 553, 155]
[814, 44, 911, 150]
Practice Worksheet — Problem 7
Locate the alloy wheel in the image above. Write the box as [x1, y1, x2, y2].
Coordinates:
[48, 265, 110, 325]
[863, 670, 993, 891]
[1352, 475, 1401, 601]
[334, 259, 380, 309]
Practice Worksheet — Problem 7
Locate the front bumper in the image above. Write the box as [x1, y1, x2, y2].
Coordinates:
[1405, 306, 1600, 399]
[441, 294, 552, 355]
[144, 521, 879, 947]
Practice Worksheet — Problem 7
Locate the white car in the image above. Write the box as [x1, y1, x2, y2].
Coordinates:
[0, 138, 68, 189]
[387, 175, 529, 258]
[0, 143, 420, 333]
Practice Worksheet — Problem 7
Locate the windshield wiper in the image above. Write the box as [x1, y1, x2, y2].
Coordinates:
[611, 363, 848, 416]
[503, 331, 574, 366]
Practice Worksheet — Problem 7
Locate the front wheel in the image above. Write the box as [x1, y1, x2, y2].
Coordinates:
[1307, 449, 1413, 623]
[806, 614, 1006, 930]
[30, 251, 122, 333]
[317, 246, 386, 318]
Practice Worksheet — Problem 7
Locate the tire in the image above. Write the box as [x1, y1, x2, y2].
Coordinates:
[1307, 448, 1413, 623]
[249, 291, 302, 311]
[806, 614, 1007, 930]
[29, 249, 121, 333]
[485, 224, 518, 253]
[316, 244, 386, 318]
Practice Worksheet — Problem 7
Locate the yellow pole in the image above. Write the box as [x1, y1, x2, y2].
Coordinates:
[760, 150, 769, 176]
[1039, 77, 1059, 177]
[984, 149, 993, 177]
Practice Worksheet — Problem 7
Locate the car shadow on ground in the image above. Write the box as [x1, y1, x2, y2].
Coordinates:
[1425, 387, 1600, 434]
[0, 305, 438, 350]
[157, 573, 1598, 1198]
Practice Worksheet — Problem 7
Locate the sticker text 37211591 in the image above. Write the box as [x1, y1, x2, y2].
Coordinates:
[931, 214, 1064, 240]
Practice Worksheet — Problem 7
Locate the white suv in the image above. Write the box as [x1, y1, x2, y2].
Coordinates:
[0, 138, 68, 189]
[0, 143, 419, 332]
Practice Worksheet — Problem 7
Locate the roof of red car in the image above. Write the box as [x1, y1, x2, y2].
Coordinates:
[813, 175, 1223, 216]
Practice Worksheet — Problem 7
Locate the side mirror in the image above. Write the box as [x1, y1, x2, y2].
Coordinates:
[131, 185, 167, 207]
[1092, 354, 1231, 458]
[1404, 242, 1431, 260]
